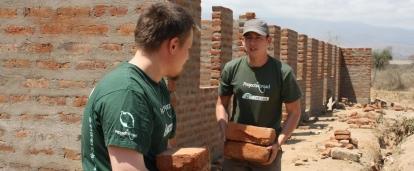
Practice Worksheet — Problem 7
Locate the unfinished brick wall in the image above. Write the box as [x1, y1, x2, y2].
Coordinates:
[0, 1, 152, 170]
[340, 48, 372, 103]
[0, 2, 374, 170]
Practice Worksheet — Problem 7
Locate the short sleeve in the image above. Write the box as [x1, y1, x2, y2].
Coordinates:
[98, 90, 153, 154]
[281, 67, 302, 103]
[218, 63, 233, 96]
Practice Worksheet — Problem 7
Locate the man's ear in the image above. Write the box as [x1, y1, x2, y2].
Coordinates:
[267, 36, 272, 44]
[169, 37, 180, 54]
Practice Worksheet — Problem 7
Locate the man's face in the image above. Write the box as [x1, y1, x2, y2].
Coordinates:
[242, 32, 270, 57]
[167, 30, 193, 80]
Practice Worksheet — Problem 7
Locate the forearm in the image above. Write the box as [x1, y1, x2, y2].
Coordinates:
[216, 103, 229, 132]
[216, 96, 231, 135]
[278, 101, 301, 145]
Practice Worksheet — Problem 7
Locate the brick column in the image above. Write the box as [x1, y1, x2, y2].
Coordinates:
[297, 34, 308, 116]
[280, 29, 298, 75]
[210, 6, 233, 86]
[339, 48, 372, 103]
[200, 20, 212, 87]
[306, 38, 320, 116]
[323, 43, 333, 104]
[335, 46, 341, 99]
[268, 25, 281, 59]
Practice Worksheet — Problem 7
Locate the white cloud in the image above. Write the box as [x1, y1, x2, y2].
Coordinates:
[201, 0, 414, 30]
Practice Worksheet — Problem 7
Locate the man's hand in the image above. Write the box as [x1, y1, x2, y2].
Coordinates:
[263, 142, 280, 165]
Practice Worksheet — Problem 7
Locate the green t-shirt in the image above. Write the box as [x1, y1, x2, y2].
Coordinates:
[81, 62, 176, 171]
[219, 56, 302, 132]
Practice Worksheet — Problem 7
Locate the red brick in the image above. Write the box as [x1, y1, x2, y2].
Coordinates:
[73, 96, 88, 107]
[36, 60, 70, 70]
[224, 141, 271, 164]
[75, 60, 107, 70]
[325, 140, 344, 148]
[56, 7, 90, 17]
[59, 112, 81, 124]
[22, 43, 53, 53]
[37, 96, 66, 106]
[226, 122, 276, 146]
[109, 6, 128, 16]
[334, 130, 350, 136]
[28, 147, 54, 155]
[100, 43, 123, 51]
[76, 25, 109, 35]
[335, 134, 351, 140]
[157, 147, 210, 171]
[93, 5, 107, 17]
[61, 42, 91, 54]
[9, 95, 30, 103]
[0, 142, 15, 153]
[4, 26, 34, 35]
[15, 129, 30, 138]
[0, 113, 11, 119]
[0, 43, 18, 52]
[40, 23, 73, 34]
[0, 8, 17, 18]
[3, 59, 31, 68]
[22, 78, 49, 88]
[63, 148, 81, 160]
[18, 113, 48, 121]
[24, 7, 54, 18]
[117, 23, 135, 36]
[58, 80, 87, 88]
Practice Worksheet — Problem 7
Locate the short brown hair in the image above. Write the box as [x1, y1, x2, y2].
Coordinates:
[134, 2, 195, 52]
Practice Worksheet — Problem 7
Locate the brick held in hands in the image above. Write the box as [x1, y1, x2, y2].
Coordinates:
[156, 147, 210, 171]
[224, 141, 271, 164]
[226, 122, 276, 146]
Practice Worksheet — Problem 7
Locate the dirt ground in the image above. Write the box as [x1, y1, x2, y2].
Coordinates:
[279, 89, 414, 171]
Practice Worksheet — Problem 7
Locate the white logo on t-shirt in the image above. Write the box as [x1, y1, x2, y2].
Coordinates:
[242, 82, 271, 93]
[242, 93, 270, 101]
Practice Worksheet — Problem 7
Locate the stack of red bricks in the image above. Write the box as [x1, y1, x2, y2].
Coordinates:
[347, 111, 378, 129]
[157, 147, 210, 171]
[224, 122, 276, 165]
[321, 130, 358, 159]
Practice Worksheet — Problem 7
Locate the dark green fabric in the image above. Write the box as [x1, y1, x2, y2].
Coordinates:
[219, 56, 302, 131]
[81, 62, 176, 171]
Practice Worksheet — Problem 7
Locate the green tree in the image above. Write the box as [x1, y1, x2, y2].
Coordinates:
[373, 47, 393, 70]
[372, 47, 393, 82]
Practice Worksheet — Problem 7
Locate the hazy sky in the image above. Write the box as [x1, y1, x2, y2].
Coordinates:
[201, 0, 414, 58]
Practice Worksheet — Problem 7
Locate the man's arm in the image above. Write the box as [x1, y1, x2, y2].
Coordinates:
[108, 146, 148, 171]
[216, 95, 231, 141]
[278, 99, 301, 145]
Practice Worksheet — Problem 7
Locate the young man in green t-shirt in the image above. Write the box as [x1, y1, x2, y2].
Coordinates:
[216, 19, 302, 170]
[81, 2, 195, 171]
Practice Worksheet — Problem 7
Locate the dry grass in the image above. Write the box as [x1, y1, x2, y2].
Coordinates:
[372, 64, 414, 91]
